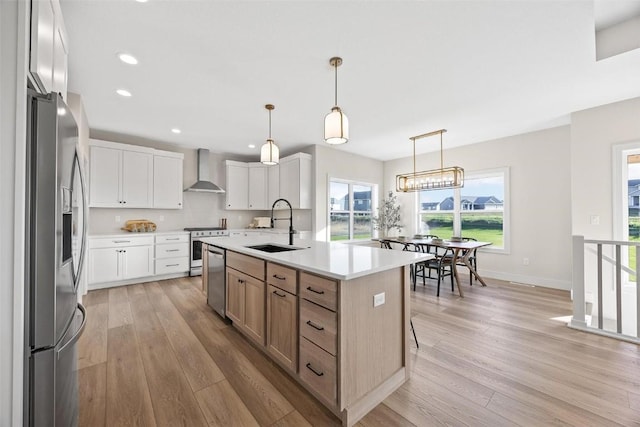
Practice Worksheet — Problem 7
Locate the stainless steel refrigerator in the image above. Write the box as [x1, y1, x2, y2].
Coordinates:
[24, 90, 88, 426]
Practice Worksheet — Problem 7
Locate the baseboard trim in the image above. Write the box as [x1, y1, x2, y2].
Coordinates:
[479, 269, 572, 290]
[88, 272, 190, 290]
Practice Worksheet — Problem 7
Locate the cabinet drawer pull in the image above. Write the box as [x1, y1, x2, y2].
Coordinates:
[273, 290, 286, 298]
[113, 240, 131, 243]
[166, 238, 180, 241]
[306, 286, 324, 295]
[306, 320, 324, 331]
[166, 263, 179, 267]
[305, 363, 324, 377]
[166, 249, 180, 252]
[273, 274, 286, 280]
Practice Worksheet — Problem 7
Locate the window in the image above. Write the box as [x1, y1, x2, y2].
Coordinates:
[418, 168, 509, 251]
[329, 179, 375, 241]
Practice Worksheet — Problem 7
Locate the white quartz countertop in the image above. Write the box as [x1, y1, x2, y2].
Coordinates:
[200, 236, 433, 280]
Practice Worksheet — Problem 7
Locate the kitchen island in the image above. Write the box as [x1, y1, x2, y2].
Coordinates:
[200, 235, 432, 426]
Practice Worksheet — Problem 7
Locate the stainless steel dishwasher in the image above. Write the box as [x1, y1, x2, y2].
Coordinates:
[206, 246, 226, 318]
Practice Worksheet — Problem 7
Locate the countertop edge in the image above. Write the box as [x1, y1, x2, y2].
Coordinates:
[201, 237, 432, 281]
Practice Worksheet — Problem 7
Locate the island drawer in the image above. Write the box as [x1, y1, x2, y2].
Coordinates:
[300, 272, 337, 311]
[267, 262, 297, 295]
[300, 299, 336, 356]
[299, 337, 337, 405]
[227, 251, 265, 280]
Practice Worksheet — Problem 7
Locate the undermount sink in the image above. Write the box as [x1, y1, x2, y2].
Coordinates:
[246, 244, 306, 253]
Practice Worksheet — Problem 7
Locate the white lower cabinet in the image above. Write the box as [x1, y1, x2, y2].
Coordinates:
[88, 235, 154, 286]
[155, 233, 190, 275]
[88, 233, 189, 288]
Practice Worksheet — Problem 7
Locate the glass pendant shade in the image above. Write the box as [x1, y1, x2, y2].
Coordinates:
[324, 107, 349, 145]
[260, 139, 279, 165]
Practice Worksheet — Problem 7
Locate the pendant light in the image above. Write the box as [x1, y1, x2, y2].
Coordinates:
[396, 129, 464, 192]
[324, 57, 349, 145]
[260, 104, 279, 165]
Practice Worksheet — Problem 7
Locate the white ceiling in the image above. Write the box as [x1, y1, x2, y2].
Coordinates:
[61, 0, 640, 161]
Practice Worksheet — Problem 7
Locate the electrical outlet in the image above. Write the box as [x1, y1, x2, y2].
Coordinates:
[373, 292, 385, 307]
[523, 257, 530, 266]
[115, 215, 121, 223]
[590, 215, 600, 225]
[159, 215, 165, 222]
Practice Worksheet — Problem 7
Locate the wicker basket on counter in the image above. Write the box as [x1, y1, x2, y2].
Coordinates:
[121, 219, 157, 232]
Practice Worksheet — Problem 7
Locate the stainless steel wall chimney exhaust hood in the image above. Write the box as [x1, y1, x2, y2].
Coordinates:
[184, 148, 225, 193]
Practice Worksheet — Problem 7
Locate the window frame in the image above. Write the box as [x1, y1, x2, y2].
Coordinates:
[416, 167, 510, 254]
[328, 177, 377, 242]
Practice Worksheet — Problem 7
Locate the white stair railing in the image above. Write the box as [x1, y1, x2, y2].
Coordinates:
[570, 235, 640, 344]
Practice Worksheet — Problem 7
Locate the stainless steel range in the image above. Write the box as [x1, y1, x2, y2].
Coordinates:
[185, 227, 229, 276]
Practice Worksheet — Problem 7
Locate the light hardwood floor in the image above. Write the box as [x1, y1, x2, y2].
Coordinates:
[78, 275, 640, 426]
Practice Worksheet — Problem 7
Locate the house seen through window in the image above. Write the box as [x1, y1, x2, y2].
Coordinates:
[329, 180, 375, 241]
[418, 168, 508, 249]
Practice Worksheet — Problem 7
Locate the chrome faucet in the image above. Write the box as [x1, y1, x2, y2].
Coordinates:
[271, 198, 294, 245]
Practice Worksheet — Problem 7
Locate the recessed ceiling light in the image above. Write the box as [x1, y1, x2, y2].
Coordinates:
[116, 89, 132, 97]
[171, 128, 181, 134]
[135, 0, 148, 3]
[118, 53, 138, 65]
[248, 144, 256, 148]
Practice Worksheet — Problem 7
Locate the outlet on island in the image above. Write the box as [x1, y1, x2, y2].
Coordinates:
[373, 292, 385, 307]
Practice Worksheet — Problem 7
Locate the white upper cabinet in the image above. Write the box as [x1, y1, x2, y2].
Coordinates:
[225, 161, 249, 210]
[30, 0, 68, 99]
[248, 163, 269, 210]
[89, 145, 121, 207]
[225, 154, 310, 211]
[268, 164, 280, 208]
[89, 140, 183, 209]
[153, 154, 183, 209]
[279, 153, 312, 209]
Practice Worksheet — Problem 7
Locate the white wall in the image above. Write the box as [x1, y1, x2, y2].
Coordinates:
[311, 144, 384, 241]
[570, 97, 640, 329]
[384, 126, 573, 289]
[88, 130, 312, 233]
[1, 1, 29, 425]
[571, 97, 640, 238]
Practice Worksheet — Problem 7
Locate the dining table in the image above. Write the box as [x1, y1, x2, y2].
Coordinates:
[378, 237, 492, 297]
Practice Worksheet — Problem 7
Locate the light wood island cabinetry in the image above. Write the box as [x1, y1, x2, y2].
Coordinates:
[216, 241, 420, 427]
[266, 263, 298, 373]
[225, 251, 266, 346]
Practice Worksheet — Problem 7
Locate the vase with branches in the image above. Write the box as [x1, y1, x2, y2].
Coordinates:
[372, 191, 402, 238]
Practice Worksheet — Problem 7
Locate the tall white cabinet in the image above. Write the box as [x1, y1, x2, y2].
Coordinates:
[88, 139, 184, 209]
[30, 0, 69, 99]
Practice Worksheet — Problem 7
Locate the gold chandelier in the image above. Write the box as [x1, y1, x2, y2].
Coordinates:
[396, 129, 464, 192]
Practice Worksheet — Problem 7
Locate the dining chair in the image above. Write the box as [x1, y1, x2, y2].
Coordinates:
[460, 237, 478, 284]
[410, 319, 419, 349]
[414, 244, 455, 297]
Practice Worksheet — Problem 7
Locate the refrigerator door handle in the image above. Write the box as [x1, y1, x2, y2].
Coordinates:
[57, 303, 86, 358]
[76, 152, 89, 286]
